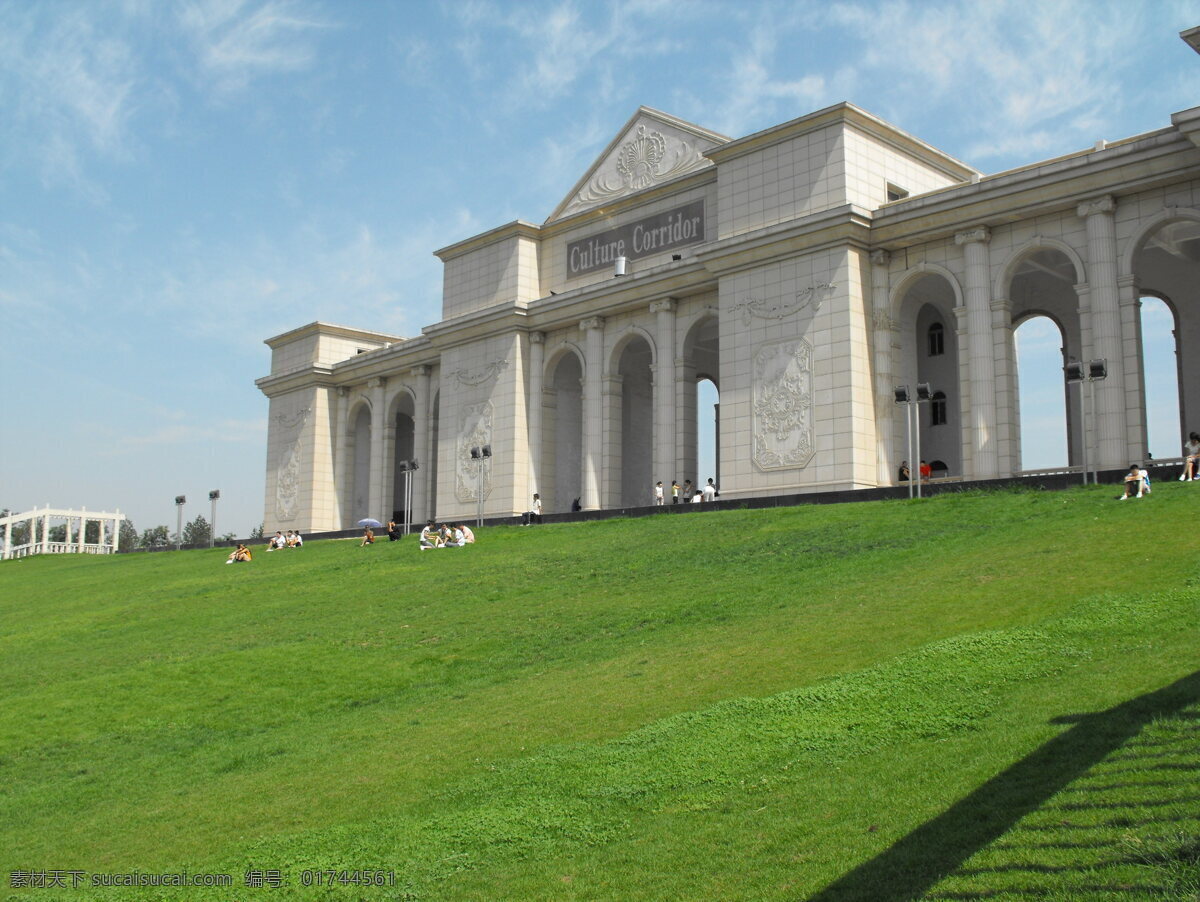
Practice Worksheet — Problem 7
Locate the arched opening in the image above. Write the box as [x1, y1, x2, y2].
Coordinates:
[350, 405, 372, 524]
[614, 336, 654, 506]
[390, 392, 416, 523]
[697, 378, 719, 489]
[544, 351, 583, 514]
[1139, 295, 1182, 459]
[1006, 247, 1083, 471]
[1130, 217, 1200, 460]
[895, 271, 962, 478]
[1014, 315, 1069, 468]
[681, 313, 719, 487]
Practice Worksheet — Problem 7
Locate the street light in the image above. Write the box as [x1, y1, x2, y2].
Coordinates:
[470, 445, 491, 528]
[894, 384, 933, 498]
[396, 460, 418, 536]
[208, 490, 220, 548]
[1065, 358, 1108, 485]
[174, 495, 186, 551]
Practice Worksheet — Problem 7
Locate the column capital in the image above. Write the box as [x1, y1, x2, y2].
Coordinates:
[871, 310, 899, 332]
[367, 376, 387, 390]
[954, 226, 991, 246]
[337, 386, 349, 398]
[649, 298, 676, 315]
[528, 330, 545, 344]
[411, 364, 431, 377]
[1077, 195, 1116, 218]
[1116, 273, 1138, 290]
[580, 316, 605, 332]
[869, 249, 891, 267]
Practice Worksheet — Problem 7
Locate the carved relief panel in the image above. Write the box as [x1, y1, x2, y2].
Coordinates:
[752, 340, 814, 471]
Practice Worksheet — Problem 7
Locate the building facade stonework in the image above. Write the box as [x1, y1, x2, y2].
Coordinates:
[257, 101, 1200, 532]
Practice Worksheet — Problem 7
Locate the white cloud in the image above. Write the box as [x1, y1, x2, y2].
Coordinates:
[177, 0, 330, 96]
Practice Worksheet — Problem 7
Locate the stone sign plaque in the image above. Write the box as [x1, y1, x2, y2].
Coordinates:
[566, 199, 704, 277]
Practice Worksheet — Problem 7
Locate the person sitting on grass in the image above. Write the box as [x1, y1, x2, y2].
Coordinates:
[360, 527, 375, 546]
[419, 521, 440, 550]
[445, 525, 466, 547]
[266, 530, 285, 551]
[1180, 432, 1200, 481]
[226, 543, 252, 563]
[1119, 464, 1150, 500]
[286, 530, 302, 548]
[387, 519, 401, 541]
[459, 524, 475, 544]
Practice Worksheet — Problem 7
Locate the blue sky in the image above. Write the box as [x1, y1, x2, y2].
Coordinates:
[1, 0, 1197, 536]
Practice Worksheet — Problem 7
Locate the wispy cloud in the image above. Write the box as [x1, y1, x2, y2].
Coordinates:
[177, 0, 330, 96]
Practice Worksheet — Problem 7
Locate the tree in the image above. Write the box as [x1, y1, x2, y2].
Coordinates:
[249, 522, 264, 539]
[48, 524, 67, 543]
[2, 510, 29, 546]
[140, 525, 170, 548]
[182, 514, 211, 546]
[219, 532, 238, 542]
[118, 520, 138, 553]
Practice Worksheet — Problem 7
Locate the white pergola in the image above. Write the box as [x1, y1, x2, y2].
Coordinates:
[1, 506, 124, 560]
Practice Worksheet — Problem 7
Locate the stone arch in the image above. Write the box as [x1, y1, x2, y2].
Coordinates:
[607, 325, 657, 371]
[608, 332, 655, 507]
[678, 308, 720, 486]
[993, 237, 1086, 300]
[892, 268, 963, 477]
[1012, 313, 1073, 469]
[542, 346, 585, 514]
[1118, 206, 1200, 279]
[388, 388, 417, 523]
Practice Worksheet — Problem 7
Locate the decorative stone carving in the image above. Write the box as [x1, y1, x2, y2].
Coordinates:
[579, 316, 605, 332]
[730, 283, 836, 326]
[411, 364, 431, 377]
[529, 331, 545, 345]
[752, 339, 814, 470]
[455, 401, 493, 502]
[452, 358, 508, 387]
[649, 298, 676, 315]
[562, 125, 708, 215]
[273, 407, 310, 521]
[869, 249, 891, 267]
[871, 310, 900, 332]
[954, 226, 991, 246]
[1077, 195, 1116, 218]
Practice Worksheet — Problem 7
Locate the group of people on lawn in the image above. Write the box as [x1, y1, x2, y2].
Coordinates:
[1123, 431, 1200, 499]
[654, 478, 718, 505]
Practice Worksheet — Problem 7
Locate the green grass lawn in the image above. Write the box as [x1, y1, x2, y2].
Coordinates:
[1, 484, 1197, 900]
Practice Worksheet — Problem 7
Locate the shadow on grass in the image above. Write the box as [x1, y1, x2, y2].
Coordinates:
[807, 669, 1200, 902]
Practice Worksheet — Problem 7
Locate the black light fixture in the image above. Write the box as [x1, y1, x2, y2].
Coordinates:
[1064, 361, 1085, 383]
[1088, 359, 1108, 380]
[915, 382, 932, 403]
[894, 385, 910, 404]
[672, 254, 682, 261]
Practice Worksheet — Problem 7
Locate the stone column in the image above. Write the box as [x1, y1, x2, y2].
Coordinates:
[674, 355, 697, 484]
[3, 517, 10, 558]
[78, 511, 86, 551]
[527, 333, 545, 497]
[580, 316, 605, 511]
[411, 365, 431, 521]
[333, 387, 350, 528]
[955, 227, 999, 479]
[869, 251, 895, 485]
[991, 296, 1016, 476]
[368, 376, 387, 521]
[1118, 273, 1146, 457]
[650, 299, 676, 486]
[602, 373, 624, 506]
[42, 512, 49, 554]
[113, 513, 122, 553]
[380, 419, 396, 522]
[1077, 196, 1126, 469]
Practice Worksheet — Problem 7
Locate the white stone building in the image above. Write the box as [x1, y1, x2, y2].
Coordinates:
[257, 96, 1200, 533]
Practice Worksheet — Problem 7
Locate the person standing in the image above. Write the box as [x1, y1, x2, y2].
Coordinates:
[523, 493, 542, 525]
[702, 478, 717, 502]
[919, 460, 932, 483]
[682, 479, 695, 503]
[654, 481, 664, 505]
[671, 480, 681, 504]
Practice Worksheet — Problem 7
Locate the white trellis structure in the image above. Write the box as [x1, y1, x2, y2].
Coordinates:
[1, 506, 124, 561]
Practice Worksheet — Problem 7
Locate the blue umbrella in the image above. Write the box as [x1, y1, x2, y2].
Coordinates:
[357, 518, 383, 528]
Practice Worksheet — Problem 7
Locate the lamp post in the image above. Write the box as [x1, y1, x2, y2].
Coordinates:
[1066, 359, 1107, 485]
[470, 445, 491, 528]
[208, 490, 220, 547]
[894, 383, 933, 498]
[174, 495, 186, 551]
[396, 460, 418, 536]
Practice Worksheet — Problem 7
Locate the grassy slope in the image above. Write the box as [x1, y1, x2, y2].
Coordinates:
[0, 484, 1197, 900]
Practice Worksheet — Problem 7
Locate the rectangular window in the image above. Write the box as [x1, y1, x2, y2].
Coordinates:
[886, 183, 909, 203]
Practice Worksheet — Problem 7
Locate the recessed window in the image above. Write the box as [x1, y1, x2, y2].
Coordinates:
[931, 391, 948, 426]
[356, 348, 369, 354]
[886, 183, 909, 203]
[927, 322, 945, 357]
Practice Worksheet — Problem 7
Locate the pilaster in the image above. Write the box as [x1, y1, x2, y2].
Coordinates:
[955, 226, 999, 478]
[580, 317, 605, 511]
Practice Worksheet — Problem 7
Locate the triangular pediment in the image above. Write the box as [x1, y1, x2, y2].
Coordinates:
[547, 107, 729, 223]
